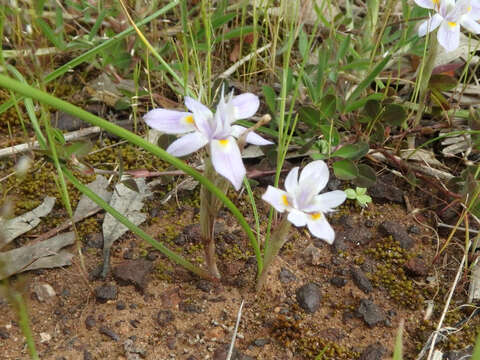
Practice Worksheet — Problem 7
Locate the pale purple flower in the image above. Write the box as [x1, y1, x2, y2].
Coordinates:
[261, 160, 346, 244]
[416, 0, 480, 52]
[144, 92, 272, 190]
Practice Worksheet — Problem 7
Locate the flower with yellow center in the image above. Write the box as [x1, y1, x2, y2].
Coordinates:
[261, 160, 346, 244]
[144, 91, 273, 190]
[415, 0, 480, 52]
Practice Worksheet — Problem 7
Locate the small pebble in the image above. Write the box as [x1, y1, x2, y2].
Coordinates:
[330, 277, 347, 288]
[116, 301, 126, 310]
[85, 315, 96, 330]
[99, 326, 120, 341]
[95, 284, 118, 302]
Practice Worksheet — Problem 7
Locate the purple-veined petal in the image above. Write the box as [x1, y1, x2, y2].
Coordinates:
[166, 132, 208, 157]
[461, 16, 480, 33]
[414, 0, 439, 9]
[298, 160, 329, 195]
[184, 97, 215, 138]
[230, 125, 273, 145]
[231, 93, 260, 120]
[261, 186, 292, 213]
[306, 213, 335, 244]
[284, 167, 299, 195]
[287, 209, 308, 227]
[437, 20, 460, 51]
[210, 136, 246, 190]
[418, 14, 443, 36]
[144, 109, 195, 134]
[303, 190, 347, 213]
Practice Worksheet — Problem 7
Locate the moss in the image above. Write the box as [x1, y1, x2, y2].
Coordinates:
[366, 237, 422, 309]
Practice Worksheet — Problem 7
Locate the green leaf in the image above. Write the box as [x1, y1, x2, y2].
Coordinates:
[380, 104, 406, 126]
[299, 106, 321, 128]
[263, 85, 276, 114]
[35, 18, 66, 50]
[364, 99, 380, 118]
[63, 141, 93, 159]
[298, 27, 308, 60]
[357, 194, 372, 207]
[345, 188, 357, 199]
[318, 94, 337, 119]
[319, 124, 340, 146]
[429, 74, 457, 91]
[354, 164, 377, 187]
[356, 187, 367, 195]
[333, 159, 358, 180]
[345, 54, 391, 105]
[332, 142, 369, 160]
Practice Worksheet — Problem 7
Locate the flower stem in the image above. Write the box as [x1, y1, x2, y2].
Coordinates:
[200, 158, 230, 279]
[410, 31, 438, 149]
[256, 218, 291, 292]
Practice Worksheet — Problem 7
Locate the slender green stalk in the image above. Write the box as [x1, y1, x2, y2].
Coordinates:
[0, 74, 262, 275]
[199, 158, 229, 279]
[9, 290, 39, 360]
[410, 31, 438, 148]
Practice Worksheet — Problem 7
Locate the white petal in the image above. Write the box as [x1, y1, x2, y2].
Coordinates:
[418, 14, 443, 36]
[284, 167, 299, 195]
[461, 16, 480, 33]
[304, 190, 347, 213]
[307, 213, 335, 244]
[166, 132, 208, 157]
[261, 186, 291, 213]
[414, 0, 438, 9]
[469, 3, 480, 20]
[231, 93, 260, 120]
[437, 20, 460, 52]
[230, 125, 273, 146]
[184, 96, 213, 118]
[287, 209, 308, 227]
[210, 137, 246, 190]
[144, 109, 195, 134]
[298, 160, 329, 194]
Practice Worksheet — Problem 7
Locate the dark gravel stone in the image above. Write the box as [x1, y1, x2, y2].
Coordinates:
[146, 250, 159, 261]
[369, 178, 403, 204]
[408, 225, 421, 234]
[279, 268, 296, 283]
[129, 319, 140, 328]
[378, 221, 414, 249]
[359, 343, 386, 360]
[166, 336, 176, 350]
[186, 357, 197, 360]
[351, 266, 373, 294]
[327, 177, 342, 191]
[212, 344, 254, 360]
[0, 328, 10, 339]
[85, 233, 103, 249]
[124, 338, 147, 358]
[404, 257, 428, 277]
[196, 279, 212, 293]
[88, 265, 103, 281]
[55, 111, 87, 131]
[99, 326, 119, 341]
[116, 300, 126, 310]
[364, 219, 375, 228]
[330, 277, 347, 288]
[85, 315, 96, 330]
[253, 338, 270, 347]
[83, 350, 93, 360]
[333, 235, 347, 252]
[123, 248, 134, 260]
[112, 259, 154, 292]
[444, 346, 473, 360]
[94, 284, 118, 303]
[156, 310, 174, 327]
[180, 301, 203, 313]
[336, 226, 373, 247]
[296, 283, 322, 313]
[357, 299, 385, 327]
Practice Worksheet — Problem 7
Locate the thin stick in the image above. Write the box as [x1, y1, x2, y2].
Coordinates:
[226, 299, 245, 360]
[0, 126, 101, 158]
[425, 254, 466, 360]
[219, 44, 272, 79]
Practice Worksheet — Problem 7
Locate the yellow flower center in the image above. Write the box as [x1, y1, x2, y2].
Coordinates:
[310, 212, 322, 220]
[448, 21, 457, 28]
[184, 115, 194, 124]
[468, 5, 472, 12]
[219, 139, 229, 147]
[282, 195, 290, 206]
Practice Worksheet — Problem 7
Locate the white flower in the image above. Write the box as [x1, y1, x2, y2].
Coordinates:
[144, 92, 272, 190]
[261, 160, 346, 244]
[416, 0, 480, 52]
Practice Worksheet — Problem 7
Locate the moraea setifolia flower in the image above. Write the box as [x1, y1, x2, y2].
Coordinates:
[416, 0, 480, 52]
[144, 92, 272, 190]
[262, 160, 346, 244]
